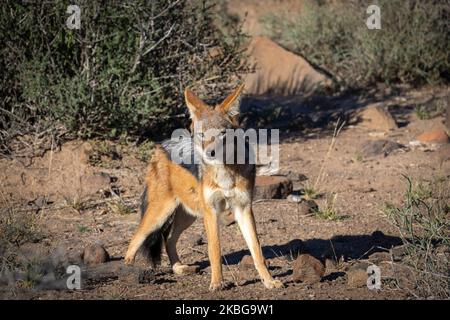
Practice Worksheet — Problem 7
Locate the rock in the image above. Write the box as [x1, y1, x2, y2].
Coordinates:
[253, 176, 293, 200]
[244, 36, 333, 96]
[239, 255, 269, 270]
[361, 140, 404, 157]
[356, 104, 398, 131]
[347, 263, 370, 288]
[239, 255, 255, 270]
[292, 254, 325, 284]
[390, 245, 408, 262]
[416, 127, 449, 144]
[287, 194, 302, 203]
[208, 46, 222, 58]
[282, 170, 308, 182]
[83, 244, 110, 265]
[368, 251, 391, 264]
[296, 199, 319, 215]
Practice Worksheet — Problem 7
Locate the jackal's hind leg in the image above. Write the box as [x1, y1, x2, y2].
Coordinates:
[165, 208, 198, 275]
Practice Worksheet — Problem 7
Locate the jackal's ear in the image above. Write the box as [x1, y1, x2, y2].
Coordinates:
[185, 88, 208, 122]
[218, 84, 244, 122]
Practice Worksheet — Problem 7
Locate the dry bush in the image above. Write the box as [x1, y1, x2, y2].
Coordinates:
[0, 0, 248, 156]
[384, 176, 450, 299]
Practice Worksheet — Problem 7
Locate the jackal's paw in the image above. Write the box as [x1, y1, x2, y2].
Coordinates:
[263, 279, 284, 289]
[124, 255, 135, 265]
[173, 264, 199, 275]
[209, 281, 226, 292]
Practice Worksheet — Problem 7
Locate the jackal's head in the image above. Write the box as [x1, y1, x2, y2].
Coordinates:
[184, 85, 245, 165]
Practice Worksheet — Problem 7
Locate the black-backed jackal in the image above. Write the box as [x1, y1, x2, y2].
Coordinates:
[124, 84, 283, 290]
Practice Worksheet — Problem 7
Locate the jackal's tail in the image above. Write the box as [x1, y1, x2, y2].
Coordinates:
[139, 186, 174, 268]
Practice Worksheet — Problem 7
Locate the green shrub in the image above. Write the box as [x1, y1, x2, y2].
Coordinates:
[0, 0, 247, 154]
[262, 0, 449, 89]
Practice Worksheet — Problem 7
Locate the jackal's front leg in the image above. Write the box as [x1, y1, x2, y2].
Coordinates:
[234, 205, 283, 289]
[203, 206, 223, 291]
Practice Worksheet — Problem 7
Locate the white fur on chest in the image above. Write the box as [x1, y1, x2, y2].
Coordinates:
[204, 167, 251, 214]
[215, 167, 234, 190]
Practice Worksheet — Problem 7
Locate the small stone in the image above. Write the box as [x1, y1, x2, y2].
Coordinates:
[239, 255, 270, 270]
[253, 176, 293, 200]
[83, 244, 110, 265]
[368, 251, 391, 264]
[287, 194, 302, 203]
[208, 46, 222, 58]
[390, 245, 408, 262]
[416, 128, 449, 144]
[296, 199, 319, 215]
[292, 254, 325, 284]
[347, 263, 369, 288]
[356, 104, 398, 131]
[239, 255, 255, 270]
[282, 171, 308, 182]
[361, 140, 404, 157]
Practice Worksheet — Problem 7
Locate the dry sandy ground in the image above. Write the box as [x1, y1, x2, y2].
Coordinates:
[1, 86, 448, 300]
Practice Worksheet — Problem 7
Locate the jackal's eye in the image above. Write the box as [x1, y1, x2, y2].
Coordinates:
[196, 132, 205, 140]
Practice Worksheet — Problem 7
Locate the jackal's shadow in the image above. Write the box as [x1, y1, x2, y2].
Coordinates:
[195, 230, 402, 270]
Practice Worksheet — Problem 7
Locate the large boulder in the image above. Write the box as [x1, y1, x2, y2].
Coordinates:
[244, 36, 333, 96]
[253, 175, 293, 200]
